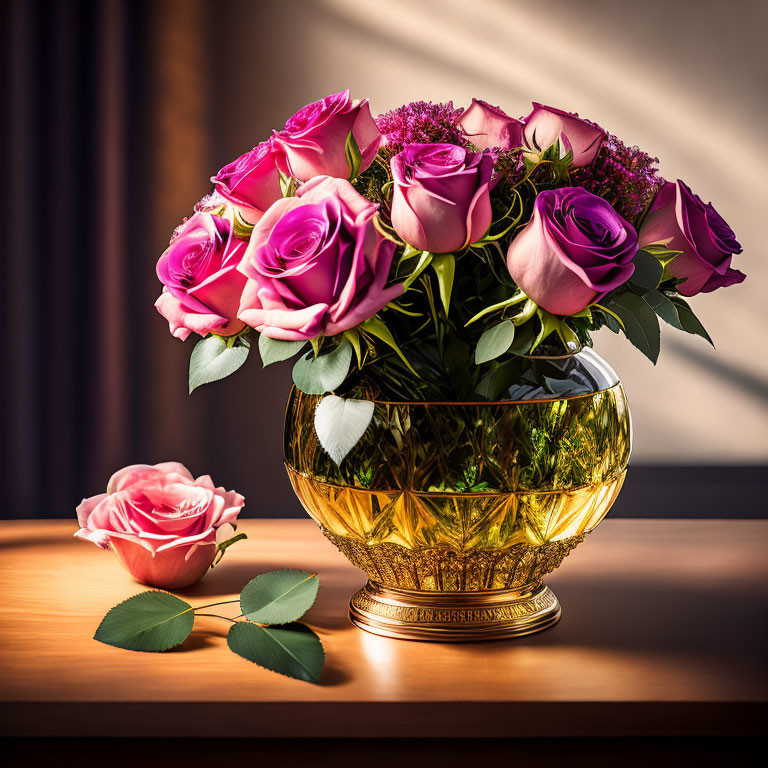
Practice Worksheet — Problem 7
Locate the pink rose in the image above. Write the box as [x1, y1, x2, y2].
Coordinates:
[390, 143, 493, 253]
[523, 103, 605, 167]
[155, 212, 248, 341]
[458, 98, 523, 150]
[272, 90, 383, 181]
[507, 187, 637, 315]
[211, 139, 284, 224]
[75, 462, 245, 590]
[238, 176, 402, 341]
[638, 180, 744, 296]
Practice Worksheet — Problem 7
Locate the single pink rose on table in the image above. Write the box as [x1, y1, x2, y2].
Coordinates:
[272, 90, 383, 181]
[211, 138, 284, 224]
[458, 98, 523, 150]
[390, 143, 493, 254]
[238, 176, 402, 340]
[76, 462, 245, 590]
[155, 212, 248, 341]
[638, 179, 745, 296]
[523, 103, 606, 167]
[507, 187, 637, 315]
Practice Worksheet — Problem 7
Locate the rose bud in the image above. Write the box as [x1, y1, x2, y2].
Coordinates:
[507, 187, 637, 315]
[155, 212, 248, 340]
[237, 176, 403, 340]
[75, 462, 245, 590]
[458, 98, 523, 150]
[211, 139, 284, 224]
[638, 179, 744, 296]
[272, 90, 383, 181]
[523, 103, 606, 167]
[390, 143, 493, 253]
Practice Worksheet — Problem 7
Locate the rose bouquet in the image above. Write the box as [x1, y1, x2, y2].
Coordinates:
[153, 91, 746, 641]
[155, 91, 744, 400]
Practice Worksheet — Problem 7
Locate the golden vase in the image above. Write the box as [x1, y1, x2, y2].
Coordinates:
[284, 348, 631, 641]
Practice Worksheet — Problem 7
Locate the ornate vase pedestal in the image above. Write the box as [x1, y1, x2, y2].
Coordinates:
[349, 581, 561, 641]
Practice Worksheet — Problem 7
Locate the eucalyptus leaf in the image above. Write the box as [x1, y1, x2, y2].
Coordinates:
[314, 395, 374, 465]
[189, 335, 250, 393]
[258, 335, 307, 367]
[630, 249, 664, 291]
[292, 340, 352, 395]
[475, 320, 516, 364]
[227, 621, 325, 683]
[240, 569, 320, 625]
[606, 292, 661, 363]
[94, 592, 193, 652]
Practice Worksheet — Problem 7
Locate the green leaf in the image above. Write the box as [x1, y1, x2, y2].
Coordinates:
[640, 243, 683, 283]
[94, 592, 193, 652]
[629, 249, 664, 291]
[345, 131, 362, 180]
[431, 254, 455, 315]
[644, 289, 685, 330]
[607, 291, 661, 363]
[403, 251, 433, 289]
[343, 328, 363, 367]
[359, 316, 417, 375]
[240, 569, 320, 625]
[475, 320, 516, 364]
[227, 621, 325, 683]
[258, 335, 307, 367]
[670, 296, 714, 346]
[189, 335, 250, 393]
[292, 339, 352, 395]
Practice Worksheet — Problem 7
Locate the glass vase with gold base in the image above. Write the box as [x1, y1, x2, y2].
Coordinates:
[284, 348, 631, 641]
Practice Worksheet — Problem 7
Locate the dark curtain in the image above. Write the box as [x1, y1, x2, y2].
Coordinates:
[3, 0, 295, 520]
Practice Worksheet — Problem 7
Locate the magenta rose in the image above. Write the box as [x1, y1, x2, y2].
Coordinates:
[507, 187, 637, 315]
[458, 98, 523, 150]
[272, 90, 383, 181]
[523, 103, 605, 167]
[390, 143, 493, 253]
[211, 139, 283, 224]
[155, 212, 248, 340]
[237, 176, 402, 340]
[75, 462, 245, 589]
[638, 180, 744, 296]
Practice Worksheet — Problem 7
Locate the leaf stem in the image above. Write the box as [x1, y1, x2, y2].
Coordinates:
[182, 599, 240, 616]
[195, 613, 238, 623]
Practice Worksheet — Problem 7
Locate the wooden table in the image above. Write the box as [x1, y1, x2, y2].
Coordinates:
[0, 519, 765, 739]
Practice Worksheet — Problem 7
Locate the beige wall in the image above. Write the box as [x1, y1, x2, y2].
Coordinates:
[218, 0, 767, 463]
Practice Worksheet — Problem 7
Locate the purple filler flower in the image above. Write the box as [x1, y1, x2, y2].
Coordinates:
[507, 187, 637, 315]
[376, 101, 466, 154]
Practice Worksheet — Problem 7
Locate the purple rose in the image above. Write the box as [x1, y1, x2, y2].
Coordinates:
[237, 176, 403, 341]
[523, 103, 605, 167]
[507, 188, 637, 315]
[638, 180, 744, 296]
[272, 90, 383, 182]
[211, 139, 284, 224]
[457, 98, 523, 150]
[155, 213, 248, 340]
[390, 143, 493, 253]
